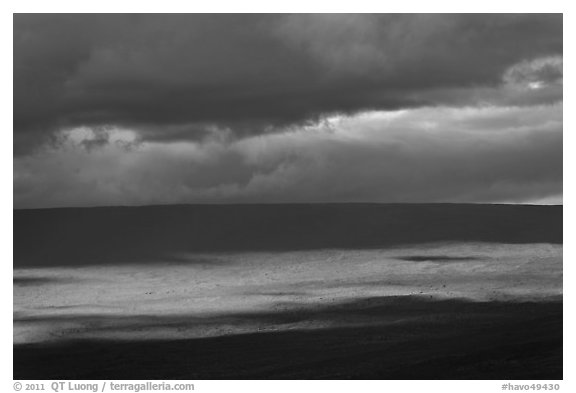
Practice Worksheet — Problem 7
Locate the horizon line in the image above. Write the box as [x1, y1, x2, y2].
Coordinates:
[13, 201, 564, 211]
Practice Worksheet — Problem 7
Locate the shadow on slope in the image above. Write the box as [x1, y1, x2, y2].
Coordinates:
[396, 255, 482, 262]
[14, 204, 562, 267]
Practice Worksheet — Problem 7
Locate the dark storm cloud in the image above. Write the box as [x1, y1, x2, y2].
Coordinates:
[14, 14, 562, 154]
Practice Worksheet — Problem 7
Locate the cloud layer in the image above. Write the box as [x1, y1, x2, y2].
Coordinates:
[14, 103, 562, 208]
[14, 14, 562, 152]
[13, 14, 563, 207]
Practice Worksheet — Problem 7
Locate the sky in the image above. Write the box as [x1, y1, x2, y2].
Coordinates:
[13, 14, 563, 208]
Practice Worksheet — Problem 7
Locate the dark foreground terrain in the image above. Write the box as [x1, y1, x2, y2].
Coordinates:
[14, 296, 562, 379]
